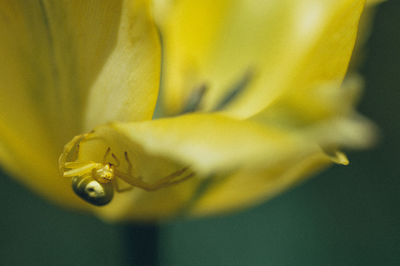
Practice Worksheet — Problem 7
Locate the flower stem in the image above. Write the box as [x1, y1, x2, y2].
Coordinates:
[123, 223, 159, 266]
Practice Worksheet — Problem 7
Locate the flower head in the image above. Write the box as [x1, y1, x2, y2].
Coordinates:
[0, 0, 376, 221]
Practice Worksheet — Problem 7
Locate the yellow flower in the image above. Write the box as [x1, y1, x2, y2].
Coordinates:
[0, 0, 376, 221]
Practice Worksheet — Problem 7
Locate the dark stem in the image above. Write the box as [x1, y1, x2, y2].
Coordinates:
[122, 223, 159, 266]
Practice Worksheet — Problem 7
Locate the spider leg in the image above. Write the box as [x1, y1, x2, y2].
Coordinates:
[155, 167, 189, 184]
[59, 134, 87, 175]
[113, 178, 133, 193]
[58, 132, 98, 175]
[64, 161, 98, 169]
[115, 152, 195, 191]
[124, 152, 133, 174]
[102, 147, 111, 164]
[164, 171, 195, 186]
[111, 153, 120, 167]
[145, 167, 194, 190]
[63, 162, 100, 178]
[115, 167, 194, 191]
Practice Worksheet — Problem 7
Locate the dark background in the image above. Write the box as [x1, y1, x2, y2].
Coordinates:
[0, 2, 399, 266]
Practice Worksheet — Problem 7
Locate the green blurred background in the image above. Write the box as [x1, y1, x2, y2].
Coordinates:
[0, 2, 399, 266]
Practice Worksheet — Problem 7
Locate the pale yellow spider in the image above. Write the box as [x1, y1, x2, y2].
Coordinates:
[59, 134, 194, 206]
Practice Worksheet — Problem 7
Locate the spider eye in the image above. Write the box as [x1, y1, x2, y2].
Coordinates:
[72, 176, 113, 206]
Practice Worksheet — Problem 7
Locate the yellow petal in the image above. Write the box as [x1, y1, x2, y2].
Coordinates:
[191, 151, 331, 216]
[250, 76, 377, 155]
[0, 0, 160, 208]
[156, 0, 365, 118]
[252, 75, 361, 124]
[60, 113, 333, 220]
[84, 0, 161, 129]
[96, 114, 321, 176]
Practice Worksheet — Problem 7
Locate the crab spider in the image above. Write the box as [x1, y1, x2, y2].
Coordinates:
[60, 134, 194, 206]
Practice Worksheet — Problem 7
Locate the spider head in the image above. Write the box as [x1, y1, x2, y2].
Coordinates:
[94, 163, 115, 183]
[72, 176, 114, 206]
